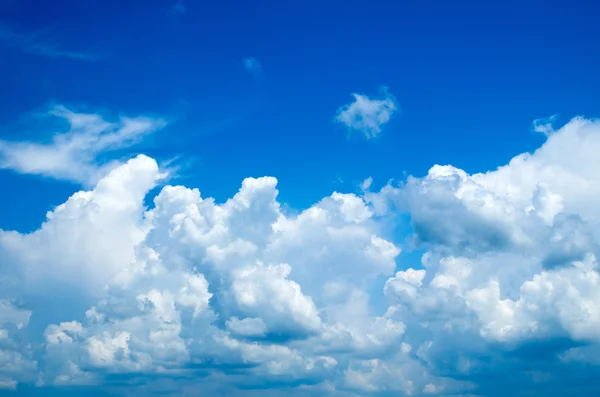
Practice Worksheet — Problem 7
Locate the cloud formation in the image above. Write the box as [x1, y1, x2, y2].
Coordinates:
[1, 114, 600, 396]
[0, 154, 412, 394]
[0, 105, 167, 185]
[335, 89, 398, 139]
[377, 116, 600, 396]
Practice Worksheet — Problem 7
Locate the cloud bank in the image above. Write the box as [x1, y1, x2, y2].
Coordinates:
[1, 115, 600, 396]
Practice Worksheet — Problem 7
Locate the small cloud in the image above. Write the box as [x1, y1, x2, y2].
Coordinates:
[360, 177, 373, 191]
[0, 105, 167, 185]
[532, 114, 558, 136]
[0, 24, 95, 60]
[335, 88, 398, 139]
[173, 0, 186, 14]
[243, 57, 262, 74]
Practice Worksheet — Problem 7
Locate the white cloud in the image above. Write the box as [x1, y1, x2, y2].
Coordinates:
[0, 105, 167, 185]
[335, 89, 398, 139]
[231, 263, 322, 335]
[532, 114, 558, 136]
[378, 117, 600, 370]
[3, 111, 600, 396]
[362, 116, 600, 395]
[0, 151, 419, 394]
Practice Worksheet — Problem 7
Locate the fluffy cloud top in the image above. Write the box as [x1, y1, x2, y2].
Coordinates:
[2, 114, 600, 396]
[335, 89, 398, 139]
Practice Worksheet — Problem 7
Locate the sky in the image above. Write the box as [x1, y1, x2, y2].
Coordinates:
[0, 0, 600, 396]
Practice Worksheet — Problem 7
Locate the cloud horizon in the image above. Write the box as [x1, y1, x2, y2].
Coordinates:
[1, 111, 600, 396]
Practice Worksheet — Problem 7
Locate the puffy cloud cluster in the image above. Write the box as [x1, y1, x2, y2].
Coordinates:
[0, 152, 431, 395]
[379, 116, 600, 396]
[2, 115, 600, 396]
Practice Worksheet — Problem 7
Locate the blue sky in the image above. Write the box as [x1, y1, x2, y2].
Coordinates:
[3, 0, 598, 230]
[1, 0, 600, 396]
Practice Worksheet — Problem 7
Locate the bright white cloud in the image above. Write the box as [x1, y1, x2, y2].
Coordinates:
[0, 105, 167, 185]
[0, 150, 419, 395]
[2, 112, 600, 396]
[335, 89, 398, 139]
[375, 116, 600, 394]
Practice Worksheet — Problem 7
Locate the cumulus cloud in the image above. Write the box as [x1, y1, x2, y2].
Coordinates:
[335, 88, 398, 139]
[0, 152, 420, 395]
[0, 301, 37, 389]
[3, 112, 600, 396]
[0, 105, 167, 185]
[376, 116, 600, 395]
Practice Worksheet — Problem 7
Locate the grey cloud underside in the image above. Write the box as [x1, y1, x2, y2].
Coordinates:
[1, 117, 600, 396]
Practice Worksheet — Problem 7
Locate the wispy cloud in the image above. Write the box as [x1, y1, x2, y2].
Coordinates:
[243, 57, 262, 74]
[532, 114, 558, 136]
[0, 105, 167, 185]
[335, 88, 398, 139]
[0, 24, 94, 60]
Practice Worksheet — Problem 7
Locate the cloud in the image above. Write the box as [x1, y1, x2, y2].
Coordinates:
[335, 88, 398, 139]
[377, 116, 600, 394]
[0, 105, 167, 185]
[244, 57, 262, 74]
[532, 114, 558, 136]
[0, 24, 94, 60]
[2, 113, 600, 396]
[0, 154, 424, 395]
